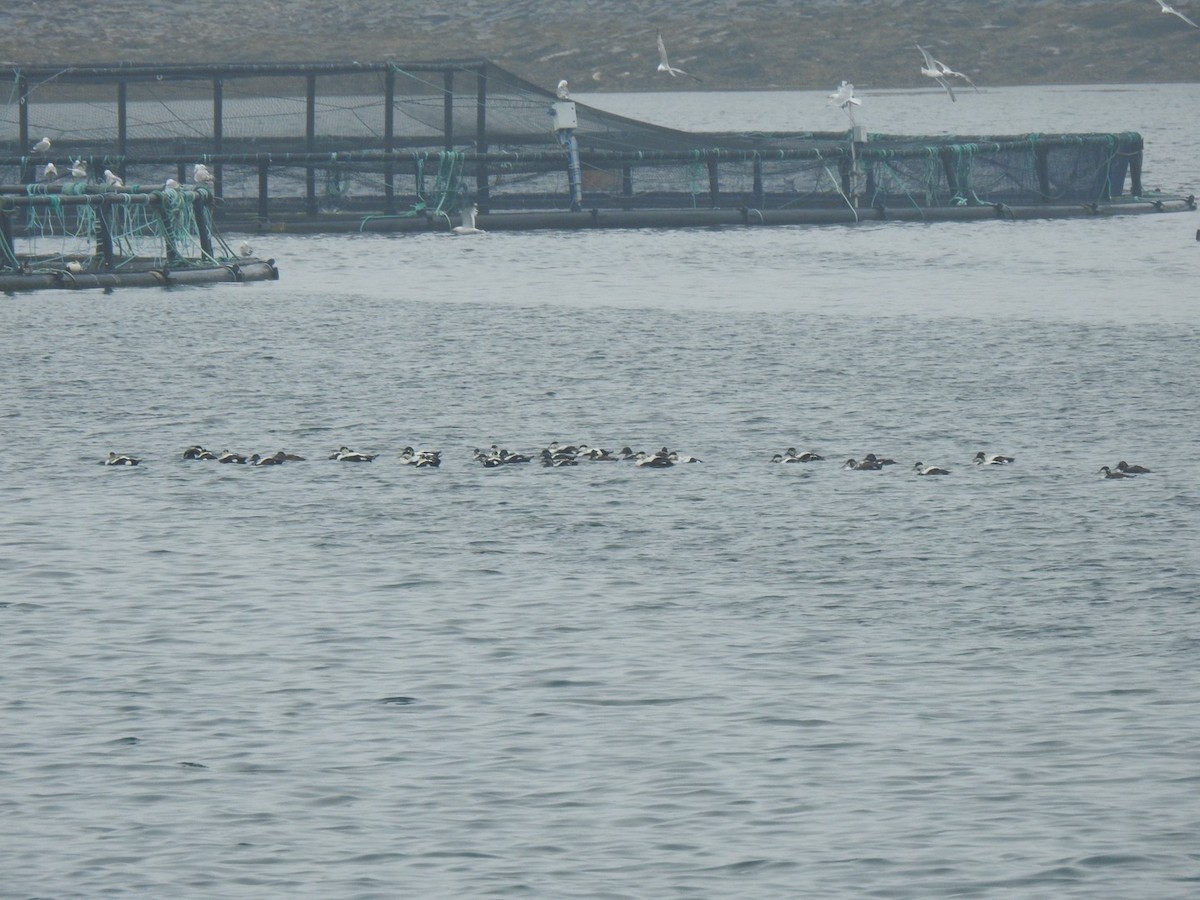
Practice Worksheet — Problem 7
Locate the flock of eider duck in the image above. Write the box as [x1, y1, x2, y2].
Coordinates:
[101, 445, 1152, 478]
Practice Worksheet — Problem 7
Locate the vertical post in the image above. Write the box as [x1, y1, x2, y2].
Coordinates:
[177, 162, 187, 186]
[1129, 142, 1143, 198]
[443, 70, 454, 150]
[117, 81, 128, 182]
[415, 155, 426, 205]
[194, 193, 214, 259]
[1035, 141, 1051, 202]
[622, 165, 633, 201]
[752, 155, 763, 208]
[258, 158, 270, 223]
[158, 200, 182, 265]
[0, 207, 16, 269]
[552, 97, 582, 211]
[18, 73, 31, 185]
[475, 65, 490, 212]
[306, 74, 317, 215]
[852, 125, 868, 208]
[213, 77, 224, 197]
[939, 146, 959, 202]
[96, 207, 116, 269]
[707, 156, 719, 209]
[384, 66, 396, 214]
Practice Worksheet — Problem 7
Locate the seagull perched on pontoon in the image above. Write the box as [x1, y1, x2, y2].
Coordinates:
[1155, 0, 1199, 27]
[164, 178, 180, 190]
[556, 79, 571, 100]
[192, 163, 215, 185]
[917, 45, 977, 101]
[42, 161, 58, 180]
[32, 136, 51, 153]
[656, 31, 702, 81]
[70, 159, 87, 179]
[104, 169, 124, 188]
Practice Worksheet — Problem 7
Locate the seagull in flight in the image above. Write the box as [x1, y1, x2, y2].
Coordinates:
[917, 45, 977, 101]
[556, 79, 570, 100]
[828, 81, 862, 122]
[1156, 0, 1199, 27]
[656, 31, 702, 81]
[32, 136, 51, 153]
[451, 203, 485, 235]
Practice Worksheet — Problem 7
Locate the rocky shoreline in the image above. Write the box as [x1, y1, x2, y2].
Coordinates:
[3, 0, 1198, 92]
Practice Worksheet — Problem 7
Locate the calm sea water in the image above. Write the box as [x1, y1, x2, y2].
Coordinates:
[2, 85, 1199, 899]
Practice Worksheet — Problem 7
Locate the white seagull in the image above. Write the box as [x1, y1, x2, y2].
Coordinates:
[917, 45, 977, 101]
[556, 79, 571, 100]
[104, 169, 124, 188]
[70, 159, 87, 179]
[1156, 0, 1199, 27]
[193, 163, 215, 185]
[32, 136, 52, 153]
[451, 203, 485, 235]
[164, 178, 180, 189]
[828, 80, 862, 110]
[42, 161, 58, 180]
[828, 80, 862, 124]
[238, 240, 253, 257]
[656, 31, 701, 81]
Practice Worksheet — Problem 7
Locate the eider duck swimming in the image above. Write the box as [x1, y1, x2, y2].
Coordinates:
[104, 452, 141, 466]
[634, 451, 674, 468]
[540, 449, 578, 467]
[784, 448, 824, 462]
[913, 462, 951, 476]
[277, 450, 305, 461]
[974, 452, 1015, 465]
[862, 453, 896, 466]
[400, 447, 441, 468]
[217, 450, 247, 464]
[843, 458, 883, 471]
[183, 445, 216, 460]
[334, 447, 377, 462]
[667, 451, 702, 463]
[1115, 461, 1150, 474]
[249, 452, 286, 466]
[1098, 466, 1136, 479]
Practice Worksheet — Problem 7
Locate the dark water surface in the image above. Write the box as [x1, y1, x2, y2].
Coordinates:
[2, 86, 1199, 898]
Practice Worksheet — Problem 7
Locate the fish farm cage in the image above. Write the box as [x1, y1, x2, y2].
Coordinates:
[1, 59, 1193, 235]
[0, 182, 278, 291]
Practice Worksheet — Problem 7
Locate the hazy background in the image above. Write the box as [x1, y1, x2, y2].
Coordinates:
[3, 0, 1199, 92]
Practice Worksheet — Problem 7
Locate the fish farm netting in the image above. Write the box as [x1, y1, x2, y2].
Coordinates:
[1, 60, 1146, 219]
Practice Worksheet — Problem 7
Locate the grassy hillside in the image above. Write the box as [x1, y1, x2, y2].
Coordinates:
[3, 0, 1198, 91]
